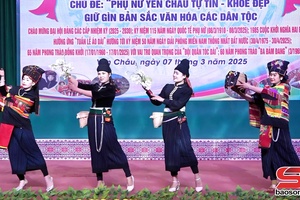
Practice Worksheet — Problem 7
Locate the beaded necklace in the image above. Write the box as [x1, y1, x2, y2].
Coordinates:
[18, 87, 31, 97]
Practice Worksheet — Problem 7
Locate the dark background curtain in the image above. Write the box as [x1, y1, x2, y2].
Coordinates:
[0, 0, 17, 85]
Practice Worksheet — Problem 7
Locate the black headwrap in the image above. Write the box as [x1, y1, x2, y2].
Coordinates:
[97, 58, 111, 73]
[175, 59, 190, 77]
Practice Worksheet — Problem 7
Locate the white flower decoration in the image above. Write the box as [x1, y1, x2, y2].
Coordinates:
[50, 59, 73, 79]
[126, 68, 152, 90]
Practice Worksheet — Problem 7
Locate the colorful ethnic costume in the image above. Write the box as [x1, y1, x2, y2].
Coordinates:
[0, 65, 50, 180]
[0, 86, 48, 174]
[249, 83, 300, 180]
[148, 83, 199, 174]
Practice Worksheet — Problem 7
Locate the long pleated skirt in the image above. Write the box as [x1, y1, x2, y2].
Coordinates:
[162, 117, 198, 172]
[8, 127, 47, 174]
[87, 114, 129, 173]
[261, 127, 300, 180]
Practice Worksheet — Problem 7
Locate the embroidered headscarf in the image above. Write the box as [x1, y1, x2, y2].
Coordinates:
[22, 65, 45, 115]
[22, 65, 45, 83]
[267, 59, 289, 82]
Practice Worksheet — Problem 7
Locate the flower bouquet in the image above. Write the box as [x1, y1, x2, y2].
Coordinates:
[50, 59, 73, 79]
[127, 68, 153, 96]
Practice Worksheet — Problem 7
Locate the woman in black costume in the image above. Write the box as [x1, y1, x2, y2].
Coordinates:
[68, 58, 134, 191]
[146, 59, 203, 192]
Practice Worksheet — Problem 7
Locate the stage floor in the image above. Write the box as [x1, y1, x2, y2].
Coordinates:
[0, 160, 271, 193]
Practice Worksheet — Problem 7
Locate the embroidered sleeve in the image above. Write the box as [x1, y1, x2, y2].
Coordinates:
[249, 102, 261, 128]
[248, 93, 263, 128]
[8, 95, 34, 118]
[261, 84, 289, 121]
[261, 85, 283, 105]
